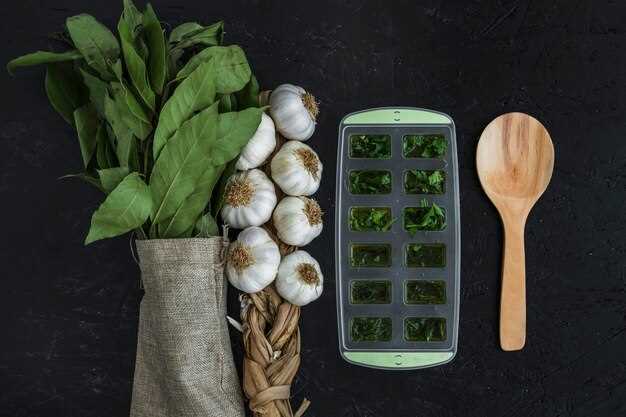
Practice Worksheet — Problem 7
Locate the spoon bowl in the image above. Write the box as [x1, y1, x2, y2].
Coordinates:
[476, 112, 554, 351]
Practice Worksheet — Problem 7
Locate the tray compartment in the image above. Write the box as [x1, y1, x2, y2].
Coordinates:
[405, 280, 446, 304]
[350, 280, 392, 304]
[349, 134, 392, 159]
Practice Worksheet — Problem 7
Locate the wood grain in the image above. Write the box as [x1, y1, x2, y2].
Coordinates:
[476, 113, 554, 351]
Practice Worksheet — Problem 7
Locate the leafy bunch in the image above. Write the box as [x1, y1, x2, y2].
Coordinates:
[349, 207, 394, 232]
[404, 169, 445, 194]
[403, 134, 447, 158]
[348, 170, 392, 194]
[8, 0, 263, 244]
[349, 134, 391, 159]
[403, 200, 446, 235]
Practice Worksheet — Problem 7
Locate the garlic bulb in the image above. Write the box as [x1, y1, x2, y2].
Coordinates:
[236, 113, 277, 170]
[221, 169, 277, 229]
[269, 84, 318, 141]
[226, 226, 281, 294]
[273, 197, 323, 246]
[270, 141, 323, 196]
[275, 250, 323, 306]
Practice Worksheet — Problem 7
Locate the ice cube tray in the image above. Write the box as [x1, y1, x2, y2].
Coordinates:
[335, 107, 460, 370]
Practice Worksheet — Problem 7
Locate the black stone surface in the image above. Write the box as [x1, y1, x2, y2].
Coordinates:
[1, 1, 625, 416]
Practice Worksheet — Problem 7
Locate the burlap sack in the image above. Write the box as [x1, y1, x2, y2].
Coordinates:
[130, 238, 245, 417]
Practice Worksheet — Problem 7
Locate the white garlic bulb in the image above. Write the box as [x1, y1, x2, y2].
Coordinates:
[226, 226, 281, 294]
[275, 250, 323, 306]
[236, 113, 277, 170]
[221, 169, 277, 229]
[270, 141, 323, 196]
[273, 197, 323, 246]
[269, 84, 318, 141]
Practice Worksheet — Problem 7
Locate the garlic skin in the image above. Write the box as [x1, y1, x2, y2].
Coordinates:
[269, 84, 318, 141]
[221, 169, 277, 229]
[270, 141, 323, 196]
[236, 113, 277, 170]
[226, 226, 281, 294]
[273, 197, 323, 246]
[275, 250, 324, 306]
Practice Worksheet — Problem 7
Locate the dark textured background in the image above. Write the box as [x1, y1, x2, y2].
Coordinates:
[1, 1, 625, 416]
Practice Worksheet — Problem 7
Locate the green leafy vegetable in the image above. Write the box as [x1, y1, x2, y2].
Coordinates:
[85, 172, 152, 244]
[403, 201, 446, 234]
[349, 135, 391, 159]
[143, 4, 167, 95]
[405, 281, 446, 304]
[350, 281, 391, 304]
[169, 21, 224, 49]
[349, 170, 391, 194]
[45, 62, 88, 125]
[7, 50, 83, 75]
[404, 169, 445, 194]
[98, 167, 130, 193]
[66, 14, 120, 80]
[350, 244, 391, 268]
[349, 207, 394, 232]
[403, 134, 447, 158]
[176, 46, 251, 94]
[79, 68, 109, 116]
[405, 317, 446, 342]
[73, 104, 99, 167]
[351, 317, 392, 342]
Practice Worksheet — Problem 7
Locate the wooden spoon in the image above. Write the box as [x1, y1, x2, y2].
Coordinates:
[476, 113, 554, 351]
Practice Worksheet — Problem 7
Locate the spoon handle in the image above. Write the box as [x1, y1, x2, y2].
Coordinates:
[500, 217, 526, 351]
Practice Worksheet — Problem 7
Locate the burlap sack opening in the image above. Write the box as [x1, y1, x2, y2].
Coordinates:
[131, 238, 245, 417]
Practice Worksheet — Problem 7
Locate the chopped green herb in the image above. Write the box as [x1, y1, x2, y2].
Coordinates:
[405, 317, 446, 341]
[349, 207, 394, 232]
[349, 135, 391, 159]
[350, 244, 391, 267]
[351, 280, 392, 304]
[403, 201, 446, 234]
[404, 170, 445, 194]
[403, 134, 447, 158]
[349, 170, 392, 194]
[351, 317, 392, 342]
[405, 281, 446, 304]
[406, 244, 446, 267]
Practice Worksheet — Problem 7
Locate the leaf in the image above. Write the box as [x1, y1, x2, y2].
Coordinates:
[85, 172, 152, 244]
[143, 4, 167, 94]
[45, 62, 88, 125]
[79, 68, 108, 116]
[169, 21, 224, 48]
[218, 94, 237, 113]
[210, 159, 237, 217]
[152, 60, 216, 160]
[212, 107, 263, 165]
[103, 91, 139, 170]
[149, 102, 219, 226]
[107, 82, 151, 141]
[176, 46, 251, 94]
[73, 104, 99, 167]
[96, 124, 118, 169]
[195, 212, 219, 237]
[157, 164, 223, 238]
[98, 167, 130, 193]
[235, 74, 260, 109]
[118, 0, 156, 111]
[7, 50, 83, 75]
[66, 14, 120, 80]
[59, 172, 104, 192]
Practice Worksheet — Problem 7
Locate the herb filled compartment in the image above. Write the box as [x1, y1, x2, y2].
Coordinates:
[336, 108, 460, 369]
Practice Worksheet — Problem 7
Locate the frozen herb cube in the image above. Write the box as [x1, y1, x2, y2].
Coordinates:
[350, 244, 392, 267]
[349, 170, 392, 194]
[403, 203, 446, 233]
[404, 170, 445, 194]
[403, 134, 447, 158]
[405, 317, 446, 341]
[349, 207, 394, 232]
[351, 280, 392, 304]
[351, 317, 392, 342]
[349, 135, 391, 159]
[405, 244, 446, 267]
[405, 281, 446, 304]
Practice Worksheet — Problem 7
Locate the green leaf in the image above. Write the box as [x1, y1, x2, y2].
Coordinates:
[169, 21, 224, 48]
[212, 107, 263, 165]
[79, 68, 108, 116]
[118, 0, 156, 111]
[157, 164, 223, 238]
[59, 172, 104, 192]
[107, 82, 151, 141]
[149, 102, 219, 226]
[85, 172, 152, 244]
[235, 74, 260, 109]
[218, 94, 237, 113]
[143, 4, 167, 94]
[66, 14, 120, 80]
[45, 62, 88, 125]
[210, 159, 237, 217]
[176, 46, 251, 94]
[73, 104, 99, 167]
[96, 124, 118, 169]
[7, 50, 83, 75]
[195, 212, 219, 237]
[103, 91, 139, 171]
[153, 60, 216, 160]
[98, 167, 130, 193]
